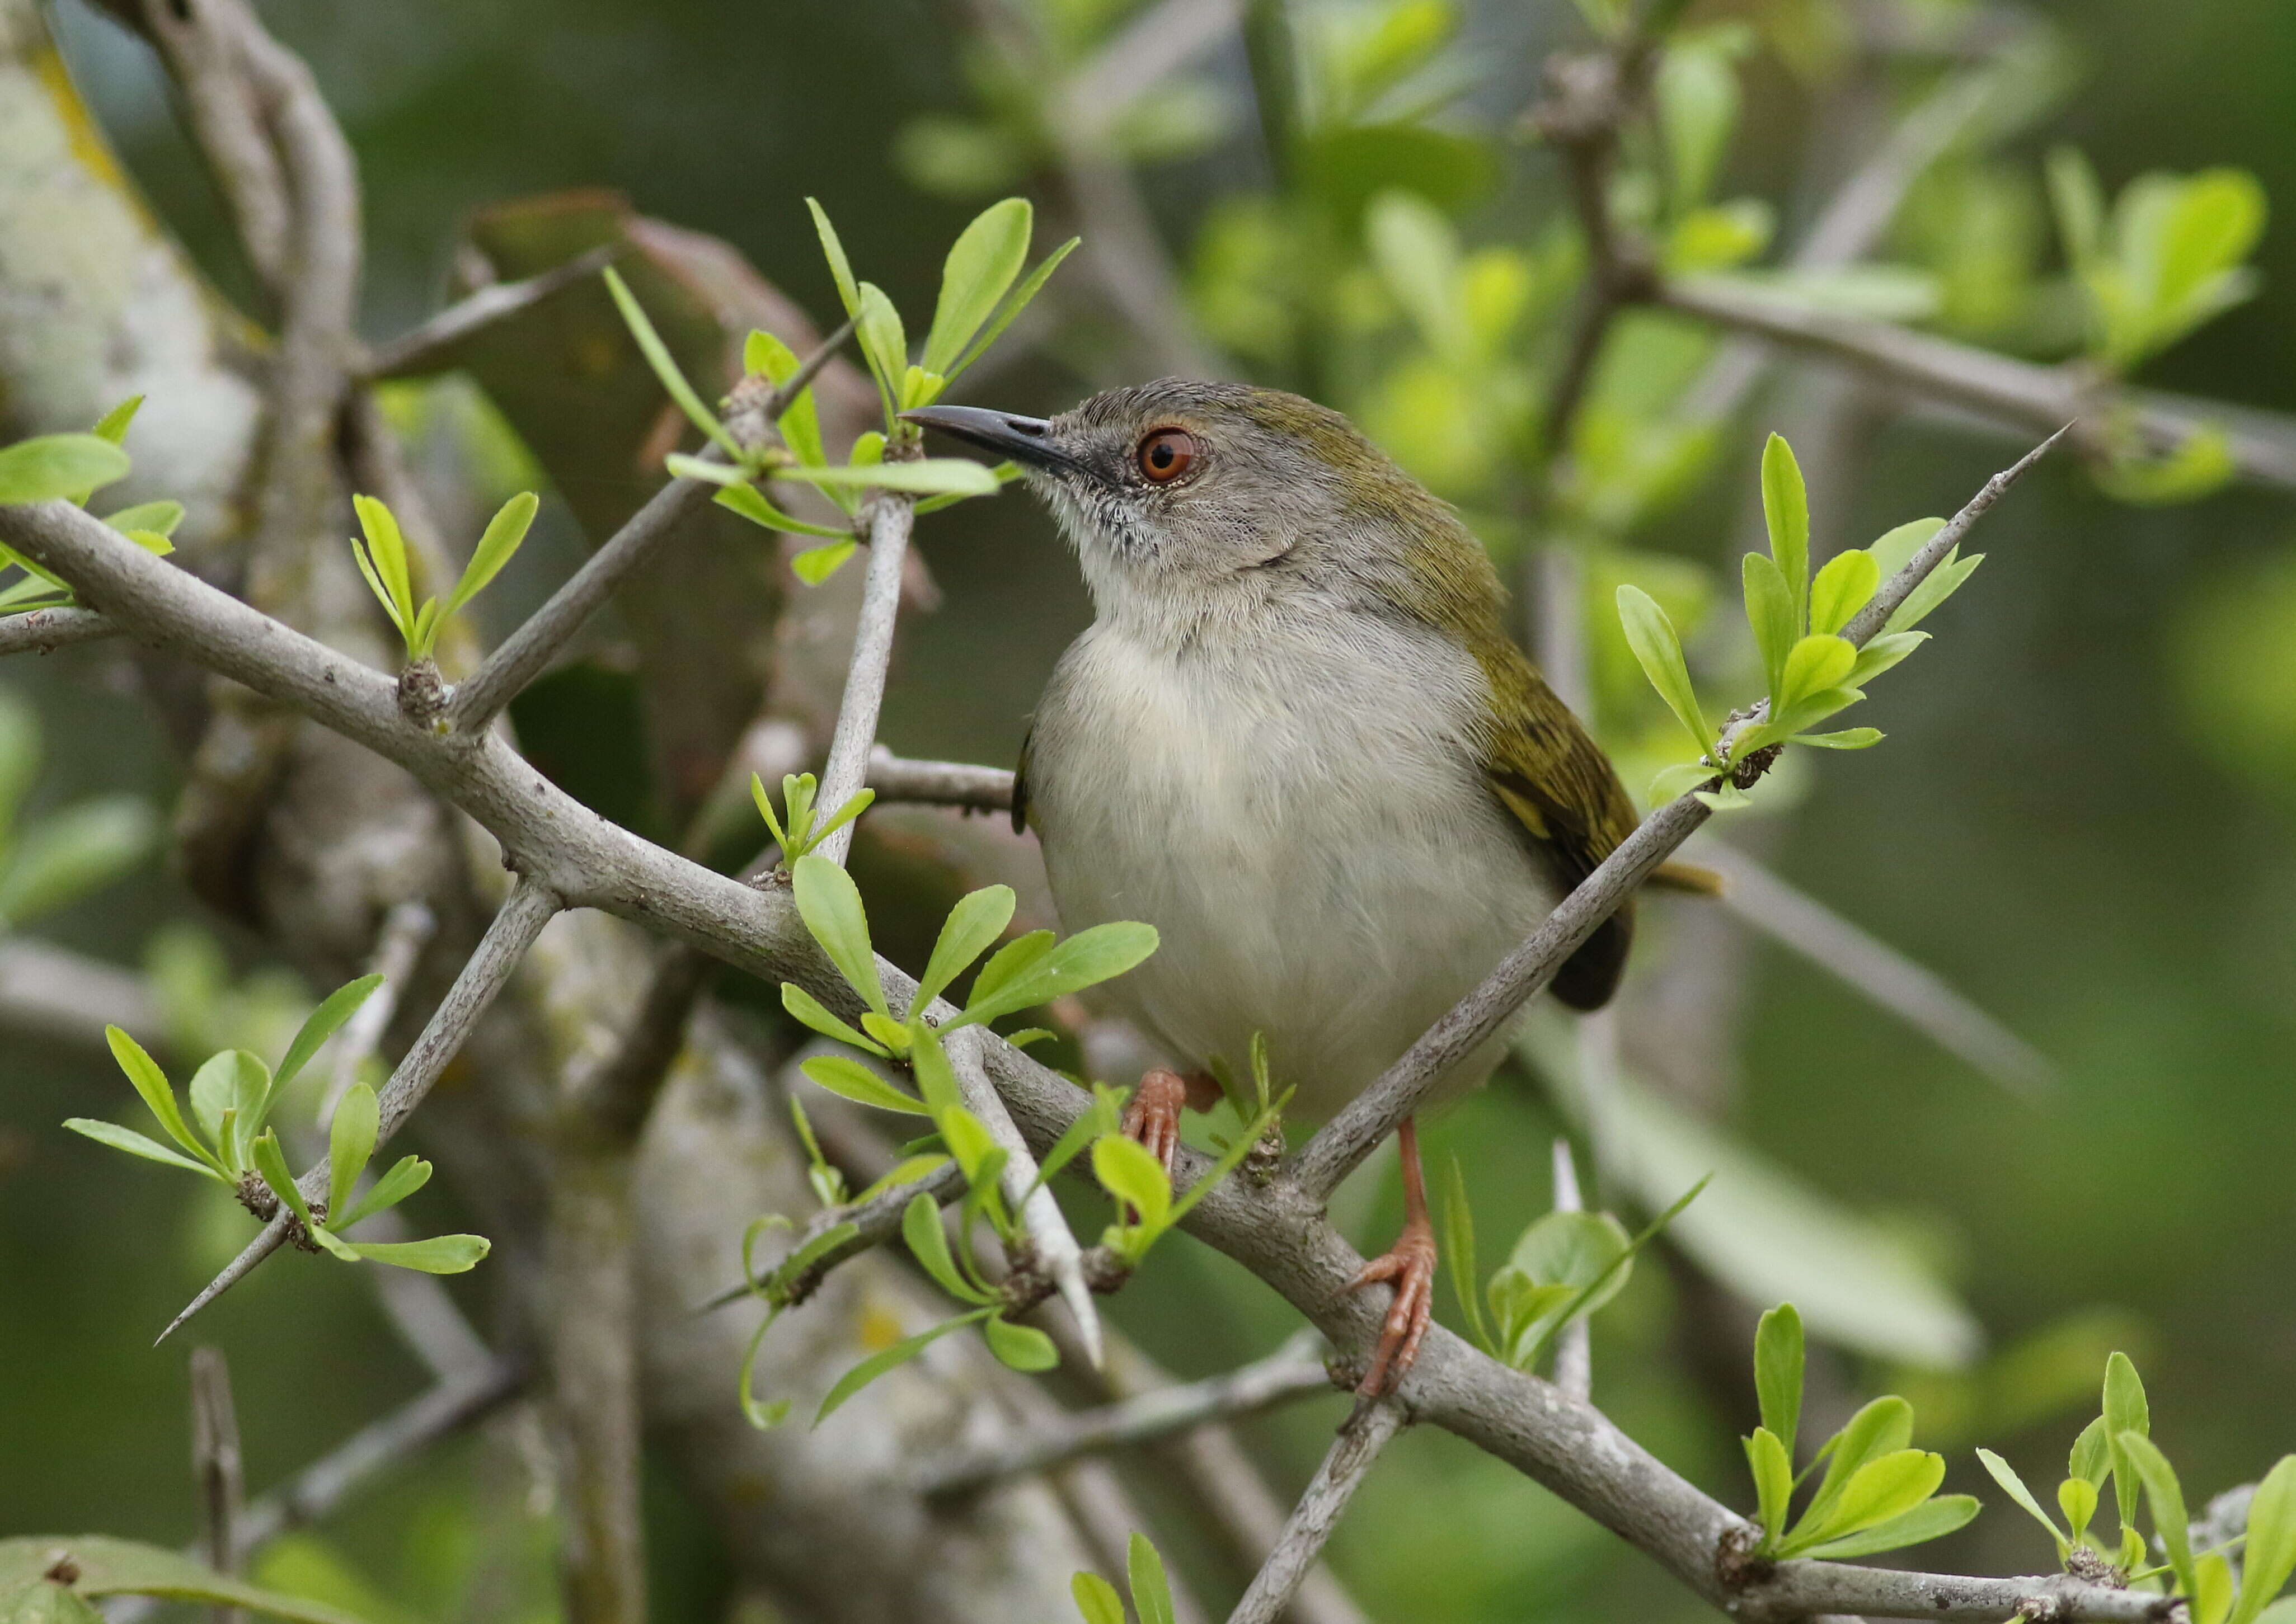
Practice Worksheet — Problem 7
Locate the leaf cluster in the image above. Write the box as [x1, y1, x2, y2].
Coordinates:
[1740, 1303, 1980, 1561]
[0, 398, 177, 616]
[1070, 1534, 1179, 1624]
[348, 489, 537, 666]
[750, 771, 872, 867]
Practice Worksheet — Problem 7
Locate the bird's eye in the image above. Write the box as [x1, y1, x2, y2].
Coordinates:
[1135, 427, 1198, 483]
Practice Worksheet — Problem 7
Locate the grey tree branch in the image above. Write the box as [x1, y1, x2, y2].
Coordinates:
[187, 1347, 244, 1624]
[318, 898, 436, 1120]
[0, 606, 117, 656]
[0, 454, 2167, 1624]
[914, 1329, 1332, 1498]
[866, 746, 1017, 813]
[137, 0, 290, 293]
[1226, 1403, 1405, 1624]
[1547, 1137, 1594, 1402]
[810, 491, 914, 865]
[1295, 426, 2063, 1201]
[156, 875, 562, 1340]
[359, 247, 619, 380]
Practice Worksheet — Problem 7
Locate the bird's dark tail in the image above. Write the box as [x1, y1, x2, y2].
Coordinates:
[1551, 903, 1632, 1011]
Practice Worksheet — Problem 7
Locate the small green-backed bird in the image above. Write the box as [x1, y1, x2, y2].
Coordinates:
[907, 380, 1679, 1394]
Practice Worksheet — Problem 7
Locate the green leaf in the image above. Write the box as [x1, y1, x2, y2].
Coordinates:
[737, 1304, 791, 1429]
[602, 266, 740, 458]
[2059, 1475, 2100, 1543]
[918, 885, 1017, 1009]
[1746, 1425, 1793, 1540]
[348, 528, 406, 642]
[1790, 1449, 1945, 1552]
[1884, 549, 1983, 636]
[2231, 1457, 2296, 1624]
[791, 542, 857, 584]
[938, 1102, 1001, 1188]
[1506, 1209, 1632, 1340]
[88, 397, 144, 446]
[903, 1190, 989, 1303]
[745, 328, 827, 465]
[62, 1118, 229, 1181]
[852, 282, 907, 419]
[1071, 1571, 1126, 1624]
[712, 479, 853, 540]
[955, 922, 1158, 1028]
[1760, 433, 1811, 627]
[326, 1081, 379, 1221]
[802, 1053, 928, 1115]
[923, 199, 1032, 378]
[1789, 728, 1882, 750]
[1808, 549, 1880, 637]
[816, 1310, 991, 1422]
[965, 930, 1055, 1020]
[1616, 585, 1710, 753]
[949, 237, 1079, 380]
[1801, 1396, 1916, 1534]
[805, 790, 873, 858]
[1846, 629, 1927, 688]
[1754, 1303, 1804, 1460]
[443, 491, 539, 617]
[102, 1026, 217, 1171]
[103, 500, 183, 538]
[0, 1534, 372, 1624]
[334, 1154, 430, 1230]
[0, 434, 131, 505]
[983, 1314, 1059, 1372]
[2105, 1352, 2151, 1533]
[1093, 1132, 1172, 1235]
[2048, 145, 2105, 269]
[250, 1128, 318, 1237]
[1743, 550, 1797, 705]
[2069, 1415, 2111, 1488]
[1776, 634, 1857, 713]
[275, 973, 384, 1095]
[1489, 1272, 1575, 1361]
[345, 1235, 491, 1273]
[1867, 517, 1944, 580]
[186, 1048, 249, 1165]
[1438, 1155, 1494, 1357]
[2119, 1431, 2194, 1598]
[908, 1024, 963, 1115]
[776, 459, 1002, 497]
[791, 854, 889, 1018]
[1128, 1533, 1177, 1624]
[806, 197, 862, 318]
[350, 493, 415, 630]
[0, 796, 157, 924]
[1796, 1494, 1980, 1560]
[1977, 1448, 2065, 1546]
[1649, 761, 1721, 802]
[780, 981, 888, 1056]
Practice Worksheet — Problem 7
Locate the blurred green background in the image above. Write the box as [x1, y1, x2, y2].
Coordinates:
[5, 1, 2295, 1621]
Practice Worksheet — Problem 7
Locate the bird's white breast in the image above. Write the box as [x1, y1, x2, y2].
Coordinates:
[1025, 610, 1561, 1122]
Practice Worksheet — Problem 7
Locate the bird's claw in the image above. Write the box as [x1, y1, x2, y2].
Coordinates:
[1121, 1067, 1189, 1176]
[1347, 1216, 1437, 1399]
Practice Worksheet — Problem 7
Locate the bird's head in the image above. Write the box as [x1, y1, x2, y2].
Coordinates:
[903, 379, 1497, 635]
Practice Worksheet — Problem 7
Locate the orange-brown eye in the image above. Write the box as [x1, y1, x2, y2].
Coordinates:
[1136, 427, 1198, 483]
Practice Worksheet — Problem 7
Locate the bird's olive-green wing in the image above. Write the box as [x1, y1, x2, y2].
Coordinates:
[1476, 640, 1642, 1010]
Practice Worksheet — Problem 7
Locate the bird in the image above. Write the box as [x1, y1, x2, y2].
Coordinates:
[905, 379, 1673, 1396]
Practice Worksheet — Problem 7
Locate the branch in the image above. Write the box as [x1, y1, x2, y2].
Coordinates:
[1663, 273, 2296, 489]
[1294, 426, 2064, 1201]
[866, 747, 1017, 814]
[0, 936, 156, 1043]
[358, 246, 618, 380]
[1226, 1403, 1406, 1624]
[188, 1346, 245, 1623]
[916, 1330, 1334, 1498]
[137, 0, 290, 292]
[0, 607, 117, 657]
[1690, 838, 2056, 1096]
[318, 898, 435, 1121]
[157, 876, 561, 1340]
[810, 491, 915, 866]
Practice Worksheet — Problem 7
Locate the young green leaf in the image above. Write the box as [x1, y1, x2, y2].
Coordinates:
[1616, 585, 1710, 752]
[1128, 1533, 1177, 1624]
[983, 1314, 1059, 1372]
[1776, 634, 1857, 713]
[350, 494, 415, 635]
[186, 1049, 247, 1165]
[63, 1118, 230, 1181]
[738, 1305, 792, 1429]
[1976, 1448, 2066, 1548]
[1438, 1155, 1494, 1357]
[805, 790, 873, 856]
[954, 922, 1158, 1028]
[744, 327, 827, 467]
[1649, 761, 1722, 802]
[275, 974, 384, 1095]
[2232, 1457, 2296, 1624]
[1754, 1303, 1804, 1460]
[1867, 517, 1945, 578]
[0, 796, 159, 925]
[1808, 549, 1881, 638]
[1093, 1132, 1172, 1236]
[949, 237, 1079, 380]
[802, 1053, 928, 1115]
[964, 930, 1055, 1019]
[1789, 728, 1883, 750]
[0, 433, 132, 505]
[334, 1154, 431, 1230]
[907, 1025, 963, 1115]
[250, 1129, 326, 1248]
[326, 1081, 379, 1221]
[1790, 1450, 1946, 1552]
[791, 854, 890, 1018]
[857, 1152, 950, 1204]
[1845, 629, 1927, 688]
[917, 885, 1017, 1008]
[774, 459, 1003, 497]
[903, 1190, 990, 1303]
[923, 198, 1033, 379]
[791, 542, 858, 584]
[1883, 550, 1983, 636]
[781, 981, 888, 1056]
[2059, 1475, 2099, 1544]
[345, 1235, 491, 1273]
[712, 480, 854, 540]
[102, 1026, 218, 1171]
[1746, 1426, 1793, 1540]
[443, 492, 539, 618]
[853, 283, 907, 420]
[2118, 1431, 2194, 1599]
[806, 197, 862, 318]
[1801, 1396, 1915, 1534]
[1504, 1210, 1632, 1355]
[816, 1310, 991, 1422]
[104, 500, 184, 539]
[1071, 1572, 1125, 1624]
[2104, 1352, 2151, 1534]
[1795, 1494, 1980, 1561]
[1743, 550, 1797, 704]
[2070, 1414, 2112, 1488]
[602, 267, 740, 458]
[1760, 433, 1811, 625]
[91, 395, 144, 444]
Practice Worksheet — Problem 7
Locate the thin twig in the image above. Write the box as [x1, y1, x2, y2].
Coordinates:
[1547, 1138, 1594, 1402]
[1226, 1402, 1406, 1624]
[915, 1329, 1333, 1497]
[692, 1152, 968, 1315]
[1295, 427, 2065, 1200]
[0, 606, 118, 656]
[809, 491, 915, 867]
[359, 246, 618, 380]
[157, 877, 561, 1341]
[319, 898, 436, 1121]
[865, 746, 1016, 813]
[0, 936, 156, 1042]
[138, 0, 290, 292]
[189, 1347, 243, 1624]
[1689, 837, 2056, 1095]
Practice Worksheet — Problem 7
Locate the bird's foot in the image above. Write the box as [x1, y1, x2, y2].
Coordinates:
[1346, 1211, 1437, 1399]
[1120, 1067, 1223, 1175]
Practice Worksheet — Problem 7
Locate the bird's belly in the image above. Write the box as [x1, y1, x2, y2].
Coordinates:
[1030, 651, 1558, 1122]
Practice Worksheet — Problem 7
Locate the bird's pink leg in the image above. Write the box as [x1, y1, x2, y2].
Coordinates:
[1120, 1067, 1224, 1175]
[1347, 1116, 1438, 1398]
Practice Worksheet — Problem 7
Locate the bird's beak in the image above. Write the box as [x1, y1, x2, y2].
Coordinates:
[900, 404, 1072, 474]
